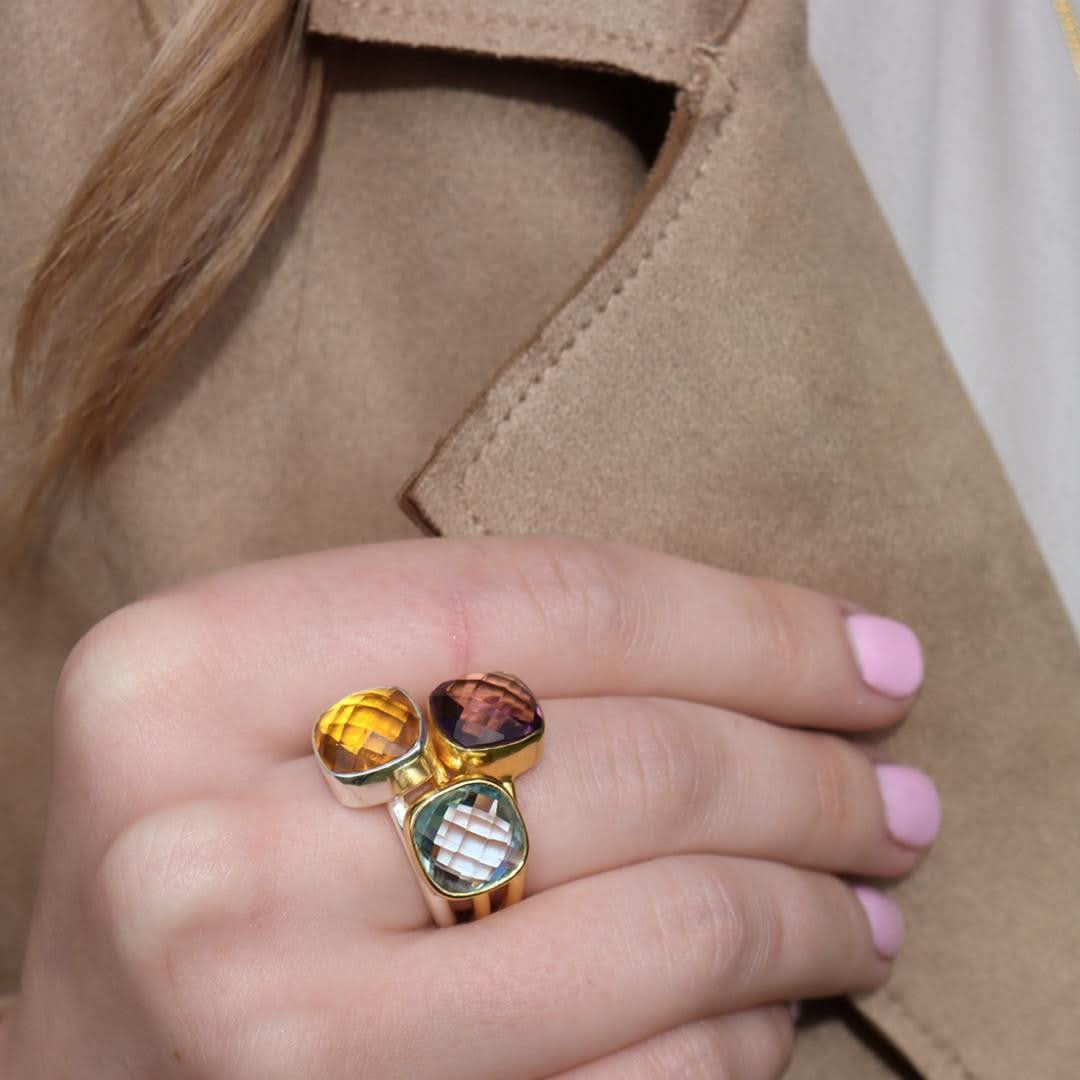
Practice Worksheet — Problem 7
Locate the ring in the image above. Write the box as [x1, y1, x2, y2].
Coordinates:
[313, 672, 544, 925]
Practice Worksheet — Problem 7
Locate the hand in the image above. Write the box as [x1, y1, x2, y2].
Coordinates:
[4, 537, 938, 1079]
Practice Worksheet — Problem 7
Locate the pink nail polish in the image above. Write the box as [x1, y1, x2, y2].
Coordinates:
[854, 886, 905, 959]
[844, 614, 924, 699]
[875, 764, 942, 849]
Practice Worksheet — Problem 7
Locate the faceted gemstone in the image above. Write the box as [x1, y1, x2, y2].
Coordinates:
[429, 672, 543, 750]
[411, 780, 527, 896]
[313, 687, 421, 774]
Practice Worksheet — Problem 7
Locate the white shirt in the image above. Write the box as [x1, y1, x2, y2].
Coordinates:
[810, 0, 1080, 633]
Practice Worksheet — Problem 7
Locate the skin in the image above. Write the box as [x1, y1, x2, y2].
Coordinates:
[0, 536, 933, 1079]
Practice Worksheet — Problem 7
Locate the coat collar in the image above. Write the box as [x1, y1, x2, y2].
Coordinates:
[309, 0, 744, 87]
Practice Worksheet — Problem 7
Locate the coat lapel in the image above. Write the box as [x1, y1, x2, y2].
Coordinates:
[317, 1, 1080, 1077]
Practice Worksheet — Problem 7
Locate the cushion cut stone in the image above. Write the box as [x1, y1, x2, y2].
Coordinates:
[411, 780, 527, 896]
[313, 687, 421, 775]
[429, 672, 543, 749]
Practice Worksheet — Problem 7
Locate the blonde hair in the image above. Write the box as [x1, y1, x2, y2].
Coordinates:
[6, 0, 323, 569]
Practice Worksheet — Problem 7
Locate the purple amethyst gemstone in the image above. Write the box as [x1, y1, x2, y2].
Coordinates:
[429, 672, 543, 749]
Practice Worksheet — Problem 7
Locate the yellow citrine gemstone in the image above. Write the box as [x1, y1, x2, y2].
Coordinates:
[313, 688, 421, 774]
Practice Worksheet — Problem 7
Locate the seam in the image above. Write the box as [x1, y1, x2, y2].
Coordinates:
[327, 0, 689, 60]
[462, 60, 737, 534]
[879, 989, 980, 1080]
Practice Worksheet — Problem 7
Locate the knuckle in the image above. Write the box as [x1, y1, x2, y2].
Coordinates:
[92, 813, 175, 950]
[659, 860, 751, 989]
[92, 802, 265, 985]
[54, 599, 197, 767]
[745, 881, 789, 982]
[753, 582, 812, 698]
[511, 537, 642, 662]
[806, 735, 863, 848]
[54, 606, 146, 752]
[617, 702, 706, 837]
[91, 820, 143, 940]
[91, 815, 180, 995]
[674, 863, 790, 990]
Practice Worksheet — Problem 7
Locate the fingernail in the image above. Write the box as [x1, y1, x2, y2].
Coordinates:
[854, 886, 905, 959]
[844, 614, 924, 699]
[875, 764, 942, 848]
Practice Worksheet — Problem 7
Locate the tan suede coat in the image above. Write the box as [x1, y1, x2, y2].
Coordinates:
[3, 1, 1078, 1076]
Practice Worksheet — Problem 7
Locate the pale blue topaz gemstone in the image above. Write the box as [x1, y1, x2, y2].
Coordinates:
[411, 779, 527, 897]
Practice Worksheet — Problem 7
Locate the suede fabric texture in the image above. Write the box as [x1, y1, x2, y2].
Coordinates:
[1, 1, 1077, 1077]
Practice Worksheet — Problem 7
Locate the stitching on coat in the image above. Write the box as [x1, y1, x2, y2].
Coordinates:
[328, 0, 688, 60]
[880, 989, 980, 1080]
[461, 63, 737, 534]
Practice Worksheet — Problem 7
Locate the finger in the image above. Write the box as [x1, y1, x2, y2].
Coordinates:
[307, 855, 897, 1079]
[520, 697, 939, 884]
[269, 694, 938, 932]
[552, 1008, 795, 1080]
[63, 536, 923, 786]
[98, 812, 888, 1080]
